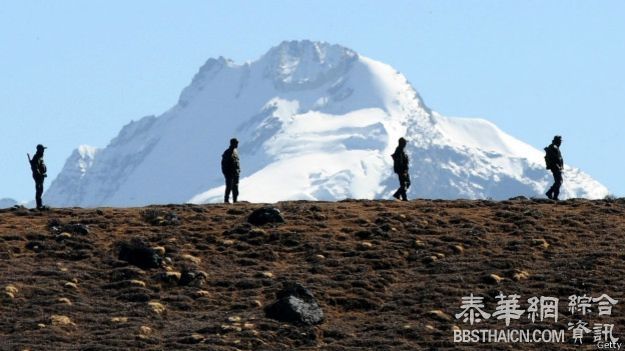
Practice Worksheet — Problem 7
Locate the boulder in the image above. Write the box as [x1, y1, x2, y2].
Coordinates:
[265, 282, 324, 326]
[118, 240, 163, 269]
[179, 269, 207, 287]
[247, 207, 285, 226]
[48, 219, 89, 235]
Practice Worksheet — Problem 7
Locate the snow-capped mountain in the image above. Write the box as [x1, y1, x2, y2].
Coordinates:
[0, 198, 18, 208]
[44, 40, 609, 207]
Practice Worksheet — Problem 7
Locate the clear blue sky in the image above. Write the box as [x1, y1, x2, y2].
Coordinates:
[1, 1, 623, 202]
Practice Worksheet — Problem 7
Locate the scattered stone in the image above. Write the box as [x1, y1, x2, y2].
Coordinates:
[227, 316, 241, 322]
[50, 315, 74, 326]
[25, 241, 43, 253]
[49, 220, 89, 235]
[148, 301, 166, 315]
[265, 282, 324, 326]
[181, 254, 201, 265]
[357, 242, 373, 250]
[261, 271, 274, 279]
[5, 285, 18, 296]
[180, 333, 205, 344]
[151, 246, 166, 257]
[111, 317, 128, 323]
[138, 325, 152, 339]
[129, 280, 146, 287]
[221, 324, 242, 332]
[247, 207, 285, 226]
[192, 290, 210, 299]
[451, 245, 464, 254]
[64, 282, 78, 290]
[55, 232, 72, 241]
[532, 238, 550, 249]
[249, 228, 267, 237]
[37, 323, 46, 328]
[118, 239, 163, 269]
[142, 209, 180, 226]
[63, 223, 89, 235]
[179, 270, 207, 287]
[153, 271, 181, 286]
[413, 240, 426, 249]
[484, 274, 503, 284]
[428, 310, 453, 322]
[513, 270, 530, 281]
[57, 297, 72, 305]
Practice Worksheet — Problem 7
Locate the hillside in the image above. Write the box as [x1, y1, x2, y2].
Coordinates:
[1, 199, 624, 350]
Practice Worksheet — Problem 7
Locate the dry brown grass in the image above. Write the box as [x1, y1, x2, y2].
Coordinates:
[1, 199, 624, 350]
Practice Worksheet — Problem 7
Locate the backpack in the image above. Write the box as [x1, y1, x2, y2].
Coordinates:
[221, 150, 230, 174]
[391, 150, 407, 174]
[544, 146, 555, 170]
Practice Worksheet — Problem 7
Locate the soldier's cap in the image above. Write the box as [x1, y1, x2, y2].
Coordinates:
[36, 144, 47, 151]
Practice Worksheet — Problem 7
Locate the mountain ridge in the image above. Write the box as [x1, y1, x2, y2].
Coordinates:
[44, 40, 609, 207]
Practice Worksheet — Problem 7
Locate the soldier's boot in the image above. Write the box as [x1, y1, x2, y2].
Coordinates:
[400, 188, 408, 201]
[392, 188, 401, 200]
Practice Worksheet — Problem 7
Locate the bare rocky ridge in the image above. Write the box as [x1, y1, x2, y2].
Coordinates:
[1, 199, 624, 350]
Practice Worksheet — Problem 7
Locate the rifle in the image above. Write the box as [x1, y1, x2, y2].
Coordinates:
[27, 153, 35, 173]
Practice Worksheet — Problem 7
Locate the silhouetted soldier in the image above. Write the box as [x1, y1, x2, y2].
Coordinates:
[544, 135, 564, 201]
[221, 138, 240, 203]
[28, 144, 48, 210]
[391, 137, 410, 201]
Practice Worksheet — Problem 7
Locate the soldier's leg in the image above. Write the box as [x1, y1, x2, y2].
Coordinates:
[232, 174, 239, 203]
[224, 176, 232, 203]
[403, 173, 410, 201]
[399, 173, 409, 201]
[553, 170, 563, 200]
[392, 174, 401, 199]
[546, 170, 556, 199]
[35, 180, 43, 209]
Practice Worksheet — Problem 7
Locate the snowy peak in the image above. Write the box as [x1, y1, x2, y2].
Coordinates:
[44, 40, 609, 207]
[0, 198, 18, 208]
[261, 40, 358, 90]
[74, 145, 99, 176]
